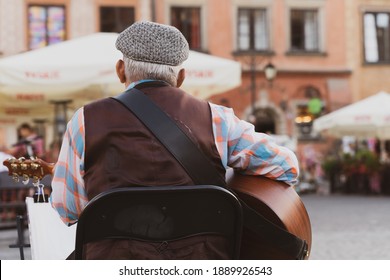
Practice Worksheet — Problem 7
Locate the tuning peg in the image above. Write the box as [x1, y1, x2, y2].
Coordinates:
[18, 157, 26, 162]
[8, 157, 17, 163]
[32, 176, 40, 185]
[12, 173, 20, 182]
[31, 162, 40, 170]
[22, 174, 30, 185]
[11, 163, 18, 170]
[20, 163, 28, 170]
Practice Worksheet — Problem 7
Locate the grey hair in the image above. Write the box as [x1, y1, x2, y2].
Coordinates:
[123, 56, 183, 87]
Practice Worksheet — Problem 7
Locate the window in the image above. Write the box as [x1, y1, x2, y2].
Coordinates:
[28, 5, 66, 50]
[237, 8, 269, 51]
[171, 7, 201, 50]
[100, 6, 135, 33]
[295, 86, 324, 140]
[364, 12, 390, 63]
[290, 9, 319, 52]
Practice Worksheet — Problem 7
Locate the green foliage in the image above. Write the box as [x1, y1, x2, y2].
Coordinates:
[355, 149, 381, 173]
[322, 150, 381, 177]
[321, 156, 342, 176]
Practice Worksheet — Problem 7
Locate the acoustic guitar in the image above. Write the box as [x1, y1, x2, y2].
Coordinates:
[3, 157, 311, 260]
[226, 169, 311, 259]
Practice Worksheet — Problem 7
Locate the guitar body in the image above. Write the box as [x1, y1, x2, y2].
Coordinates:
[227, 170, 312, 259]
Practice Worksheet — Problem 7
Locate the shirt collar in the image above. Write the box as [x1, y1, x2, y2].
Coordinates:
[126, 79, 167, 90]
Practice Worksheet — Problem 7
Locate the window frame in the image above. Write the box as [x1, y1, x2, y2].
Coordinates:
[27, 4, 67, 50]
[99, 6, 135, 33]
[288, 8, 320, 54]
[236, 7, 270, 53]
[362, 11, 390, 65]
[170, 6, 202, 51]
[284, 0, 327, 57]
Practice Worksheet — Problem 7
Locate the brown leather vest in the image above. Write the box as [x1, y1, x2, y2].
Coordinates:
[82, 82, 228, 259]
[83, 81, 226, 200]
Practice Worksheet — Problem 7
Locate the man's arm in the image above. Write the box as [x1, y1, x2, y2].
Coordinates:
[210, 103, 299, 186]
[50, 108, 88, 225]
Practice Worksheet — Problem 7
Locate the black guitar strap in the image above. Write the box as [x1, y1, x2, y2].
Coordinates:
[113, 87, 309, 260]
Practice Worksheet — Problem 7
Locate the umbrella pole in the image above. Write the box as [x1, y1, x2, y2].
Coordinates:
[380, 139, 387, 163]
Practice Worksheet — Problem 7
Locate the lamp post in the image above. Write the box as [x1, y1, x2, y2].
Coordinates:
[249, 60, 277, 115]
[33, 118, 47, 152]
[250, 55, 257, 115]
[50, 100, 72, 143]
[264, 62, 277, 87]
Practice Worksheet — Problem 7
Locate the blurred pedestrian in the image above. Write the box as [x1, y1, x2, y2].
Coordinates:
[6, 123, 45, 159]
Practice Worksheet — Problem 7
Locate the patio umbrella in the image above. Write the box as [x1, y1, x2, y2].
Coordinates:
[0, 32, 241, 120]
[313, 91, 390, 140]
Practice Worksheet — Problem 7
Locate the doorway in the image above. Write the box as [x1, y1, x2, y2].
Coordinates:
[253, 107, 277, 134]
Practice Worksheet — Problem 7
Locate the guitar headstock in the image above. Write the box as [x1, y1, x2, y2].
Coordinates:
[3, 157, 54, 185]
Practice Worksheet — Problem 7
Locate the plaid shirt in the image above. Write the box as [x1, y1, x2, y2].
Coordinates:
[51, 98, 299, 225]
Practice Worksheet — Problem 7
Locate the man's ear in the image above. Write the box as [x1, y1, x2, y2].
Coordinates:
[176, 68, 185, 88]
[116, 59, 126, 84]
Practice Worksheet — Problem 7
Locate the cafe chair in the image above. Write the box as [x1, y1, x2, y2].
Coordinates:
[74, 185, 243, 259]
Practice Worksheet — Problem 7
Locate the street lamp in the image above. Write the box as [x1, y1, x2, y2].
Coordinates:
[263, 62, 289, 112]
[264, 62, 277, 86]
[247, 59, 277, 119]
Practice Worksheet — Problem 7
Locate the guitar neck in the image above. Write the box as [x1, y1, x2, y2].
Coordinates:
[43, 162, 55, 175]
[3, 157, 55, 182]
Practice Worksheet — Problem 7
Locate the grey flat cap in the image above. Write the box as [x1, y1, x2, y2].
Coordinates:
[116, 21, 189, 66]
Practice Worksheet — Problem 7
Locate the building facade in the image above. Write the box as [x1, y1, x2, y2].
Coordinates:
[0, 0, 389, 155]
[346, 0, 390, 101]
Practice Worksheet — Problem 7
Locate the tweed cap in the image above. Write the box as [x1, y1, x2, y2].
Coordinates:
[116, 21, 189, 66]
